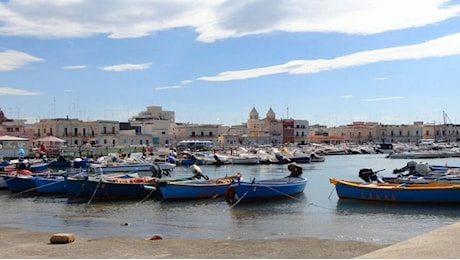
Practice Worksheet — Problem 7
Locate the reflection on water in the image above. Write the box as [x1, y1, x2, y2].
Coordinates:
[1, 155, 460, 244]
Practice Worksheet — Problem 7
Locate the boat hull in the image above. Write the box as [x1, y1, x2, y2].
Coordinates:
[89, 163, 153, 173]
[158, 181, 230, 200]
[33, 176, 67, 194]
[65, 177, 158, 199]
[231, 177, 307, 200]
[3, 175, 36, 193]
[330, 178, 460, 203]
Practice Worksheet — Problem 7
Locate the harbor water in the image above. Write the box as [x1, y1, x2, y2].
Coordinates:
[1, 154, 460, 245]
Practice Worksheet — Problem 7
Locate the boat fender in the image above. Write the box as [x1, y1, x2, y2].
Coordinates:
[143, 185, 156, 191]
[224, 186, 235, 203]
[20, 169, 33, 175]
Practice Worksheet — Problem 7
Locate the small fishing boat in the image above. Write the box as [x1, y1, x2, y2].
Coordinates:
[359, 162, 460, 184]
[48, 156, 72, 169]
[329, 178, 460, 203]
[72, 157, 91, 168]
[33, 175, 67, 194]
[1, 169, 80, 194]
[157, 164, 240, 200]
[2, 174, 36, 193]
[64, 174, 160, 200]
[157, 175, 239, 200]
[226, 163, 307, 202]
[33, 169, 85, 194]
[227, 176, 307, 202]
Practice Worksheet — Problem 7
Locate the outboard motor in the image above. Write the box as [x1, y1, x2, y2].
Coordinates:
[150, 164, 162, 178]
[359, 168, 379, 183]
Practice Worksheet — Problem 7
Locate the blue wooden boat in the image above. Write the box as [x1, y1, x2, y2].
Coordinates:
[227, 176, 307, 202]
[1, 170, 76, 193]
[29, 162, 49, 173]
[157, 178, 233, 200]
[329, 178, 460, 203]
[64, 175, 160, 200]
[2, 174, 36, 193]
[73, 157, 90, 168]
[48, 156, 72, 169]
[33, 175, 67, 194]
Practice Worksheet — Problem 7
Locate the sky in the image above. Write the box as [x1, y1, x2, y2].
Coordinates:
[1, 0, 460, 127]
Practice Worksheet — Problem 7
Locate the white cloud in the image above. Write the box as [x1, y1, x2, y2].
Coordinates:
[0, 87, 39, 96]
[99, 62, 151, 72]
[340, 95, 353, 99]
[199, 32, 460, 81]
[61, 65, 86, 69]
[364, 96, 405, 102]
[180, 80, 193, 85]
[0, 50, 43, 71]
[0, 0, 459, 41]
[155, 85, 182, 90]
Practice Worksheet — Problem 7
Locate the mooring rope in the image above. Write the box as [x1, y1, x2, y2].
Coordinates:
[87, 179, 101, 204]
[327, 186, 336, 199]
[137, 184, 157, 204]
[229, 189, 249, 208]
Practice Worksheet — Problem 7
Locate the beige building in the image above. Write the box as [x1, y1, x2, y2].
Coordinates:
[128, 106, 175, 145]
[33, 118, 120, 147]
[246, 106, 291, 146]
[173, 123, 220, 145]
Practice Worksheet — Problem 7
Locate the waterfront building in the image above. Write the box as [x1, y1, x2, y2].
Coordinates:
[293, 119, 309, 145]
[32, 118, 121, 147]
[217, 124, 248, 147]
[173, 123, 220, 145]
[247, 106, 299, 146]
[0, 119, 34, 140]
[128, 106, 175, 145]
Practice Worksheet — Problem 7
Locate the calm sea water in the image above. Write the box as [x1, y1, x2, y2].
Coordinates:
[2, 154, 460, 245]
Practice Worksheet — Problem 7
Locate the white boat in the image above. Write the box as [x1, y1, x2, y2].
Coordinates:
[230, 154, 260, 165]
[309, 152, 325, 162]
[387, 149, 460, 159]
[89, 153, 166, 174]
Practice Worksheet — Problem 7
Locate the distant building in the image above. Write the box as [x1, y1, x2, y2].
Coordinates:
[173, 123, 220, 145]
[128, 106, 175, 145]
[246, 106, 290, 146]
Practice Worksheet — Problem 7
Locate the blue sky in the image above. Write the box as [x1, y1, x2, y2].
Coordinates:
[1, 0, 460, 127]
